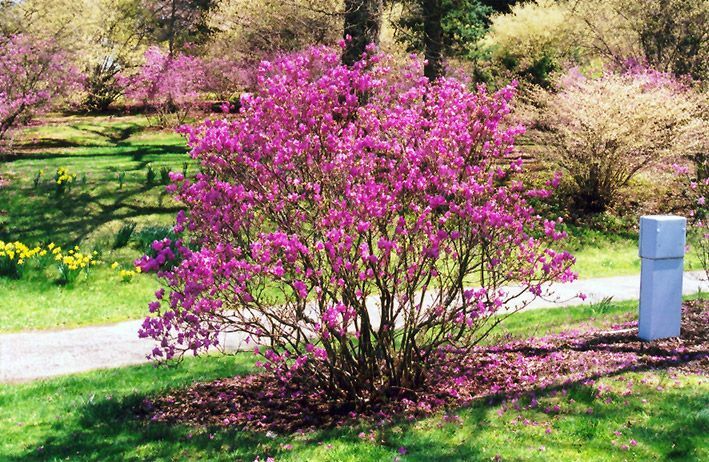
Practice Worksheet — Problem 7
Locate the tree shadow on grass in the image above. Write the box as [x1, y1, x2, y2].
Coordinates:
[0, 149, 194, 244]
[0, 145, 187, 163]
[6, 365, 705, 462]
[71, 122, 144, 144]
[12, 393, 271, 462]
[0, 177, 183, 245]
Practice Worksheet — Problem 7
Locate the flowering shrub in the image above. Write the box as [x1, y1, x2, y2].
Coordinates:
[201, 56, 256, 101]
[0, 34, 81, 146]
[0, 240, 44, 278]
[123, 47, 205, 127]
[528, 67, 707, 214]
[138, 47, 576, 407]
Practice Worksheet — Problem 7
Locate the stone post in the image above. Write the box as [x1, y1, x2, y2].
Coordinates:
[638, 215, 686, 341]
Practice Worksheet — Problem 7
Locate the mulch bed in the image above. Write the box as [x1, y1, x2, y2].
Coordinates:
[139, 300, 708, 433]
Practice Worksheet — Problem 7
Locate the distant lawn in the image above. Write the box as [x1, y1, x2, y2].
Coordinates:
[565, 226, 703, 279]
[1, 299, 707, 462]
[0, 114, 190, 247]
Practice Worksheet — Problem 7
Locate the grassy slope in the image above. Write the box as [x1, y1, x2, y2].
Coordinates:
[1, 299, 707, 461]
[0, 114, 704, 332]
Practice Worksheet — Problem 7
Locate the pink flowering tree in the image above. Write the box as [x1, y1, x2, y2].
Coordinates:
[123, 46, 205, 126]
[0, 34, 80, 148]
[138, 47, 576, 407]
[201, 56, 257, 102]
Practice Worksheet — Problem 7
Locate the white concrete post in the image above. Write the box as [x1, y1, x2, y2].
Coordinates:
[638, 215, 686, 341]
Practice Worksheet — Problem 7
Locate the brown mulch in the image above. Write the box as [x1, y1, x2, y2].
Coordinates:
[139, 300, 708, 433]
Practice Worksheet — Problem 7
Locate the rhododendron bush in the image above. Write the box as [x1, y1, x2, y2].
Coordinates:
[139, 47, 576, 407]
[123, 47, 205, 126]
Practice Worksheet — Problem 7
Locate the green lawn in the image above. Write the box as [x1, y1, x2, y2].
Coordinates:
[0, 114, 704, 333]
[0, 267, 158, 331]
[1, 299, 707, 461]
[0, 114, 190, 247]
[565, 226, 703, 279]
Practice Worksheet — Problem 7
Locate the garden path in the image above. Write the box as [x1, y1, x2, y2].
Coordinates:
[1, 271, 706, 383]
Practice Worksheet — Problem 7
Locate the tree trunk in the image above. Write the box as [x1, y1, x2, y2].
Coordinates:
[422, 0, 444, 80]
[168, 0, 177, 57]
[342, 0, 383, 66]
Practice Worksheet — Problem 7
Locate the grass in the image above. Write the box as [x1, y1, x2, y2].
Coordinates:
[565, 225, 703, 278]
[0, 267, 159, 331]
[0, 114, 705, 332]
[0, 114, 190, 247]
[1, 299, 707, 461]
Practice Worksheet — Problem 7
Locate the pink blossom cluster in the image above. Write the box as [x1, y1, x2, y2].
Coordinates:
[138, 46, 576, 405]
[0, 34, 81, 143]
[201, 55, 257, 100]
[558, 61, 692, 94]
[122, 47, 205, 123]
[620, 58, 694, 92]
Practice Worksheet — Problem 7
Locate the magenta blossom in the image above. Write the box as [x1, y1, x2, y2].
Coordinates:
[138, 46, 576, 406]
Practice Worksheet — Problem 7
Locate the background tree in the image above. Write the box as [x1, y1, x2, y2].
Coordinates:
[342, 0, 384, 65]
[82, 0, 150, 112]
[201, 0, 343, 99]
[0, 0, 23, 36]
[0, 0, 87, 44]
[140, 0, 215, 56]
[396, 0, 493, 80]
[209, 0, 341, 57]
[573, 0, 708, 81]
[0, 34, 80, 149]
[0, 0, 149, 112]
[122, 46, 204, 126]
[480, 0, 584, 87]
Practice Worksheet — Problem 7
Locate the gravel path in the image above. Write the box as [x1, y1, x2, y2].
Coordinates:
[1, 271, 706, 383]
